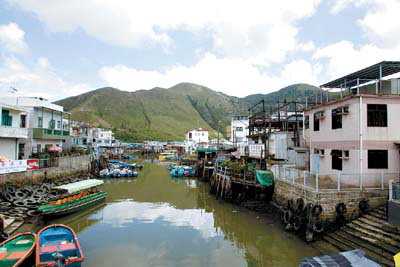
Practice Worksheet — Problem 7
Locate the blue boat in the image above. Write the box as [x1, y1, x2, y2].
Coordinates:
[36, 224, 84, 267]
[170, 166, 196, 177]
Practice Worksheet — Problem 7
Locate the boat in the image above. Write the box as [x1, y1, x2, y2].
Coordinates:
[170, 165, 196, 177]
[299, 249, 379, 267]
[38, 179, 107, 219]
[0, 232, 36, 267]
[36, 224, 84, 267]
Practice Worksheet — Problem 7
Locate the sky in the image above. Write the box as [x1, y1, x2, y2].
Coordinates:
[0, 0, 400, 100]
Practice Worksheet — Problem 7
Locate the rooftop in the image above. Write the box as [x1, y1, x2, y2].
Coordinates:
[320, 61, 400, 89]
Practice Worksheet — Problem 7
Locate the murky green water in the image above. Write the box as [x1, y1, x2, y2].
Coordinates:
[50, 163, 319, 267]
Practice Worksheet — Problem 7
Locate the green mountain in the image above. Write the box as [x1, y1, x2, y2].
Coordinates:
[56, 82, 321, 142]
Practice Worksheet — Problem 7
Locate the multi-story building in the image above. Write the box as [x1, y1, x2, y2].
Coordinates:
[3, 97, 71, 157]
[70, 120, 93, 147]
[0, 102, 28, 159]
[230, 115, 249, 146]
[303, 61, 400, 186]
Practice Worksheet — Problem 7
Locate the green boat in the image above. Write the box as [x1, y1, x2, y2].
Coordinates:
[0, 232, 36, 267]
[38, 179, 107, 219]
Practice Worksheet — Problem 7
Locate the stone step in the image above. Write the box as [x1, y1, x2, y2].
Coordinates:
[343, 224, 400, 255]
[342, 226, 399, 255]
[351, 220, 400, 242]
[334, 231, 395, 266]
[358, 217, 400, 235]
[368, 211, 388, 221]
[324, 233, 394, 267]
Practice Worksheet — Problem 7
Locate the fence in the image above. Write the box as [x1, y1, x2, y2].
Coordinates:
[271, 164, 398, 192]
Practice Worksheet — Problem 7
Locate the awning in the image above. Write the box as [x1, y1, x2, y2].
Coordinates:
[320, 61, 400, 88]
[54, 179, 104, 194]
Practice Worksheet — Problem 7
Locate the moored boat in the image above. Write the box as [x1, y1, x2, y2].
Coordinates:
[0, 232, 36, 267]
[38, 179, 107, 219]
[36, 224, 84, 267]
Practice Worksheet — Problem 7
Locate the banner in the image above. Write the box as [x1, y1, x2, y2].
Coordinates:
[0, 160, 28, 174]
[27, 159, 39, 170]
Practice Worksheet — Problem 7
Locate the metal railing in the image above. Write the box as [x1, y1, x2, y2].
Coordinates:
[271, 165, 398, 193]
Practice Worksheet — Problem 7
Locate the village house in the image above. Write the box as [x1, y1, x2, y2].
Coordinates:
[230, 115, 249, 146]
[303, 61, 400, 187]
[0, 102, 28, 160]
[3, 97, 71, 157]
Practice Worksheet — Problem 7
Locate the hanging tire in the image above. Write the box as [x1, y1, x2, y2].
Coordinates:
[312, 204, 323, 217]
[293, 215, 302, 231]
[283, 209, 293, 225]
[312, 220, 324, 233]
[295, 198, 305, 214]
[287, 199, 295, 211]
[27, 210, 40, 217]
[359, 199, 369, 214]
[336, 203, 347, 215]
[305, 228, 314, 242]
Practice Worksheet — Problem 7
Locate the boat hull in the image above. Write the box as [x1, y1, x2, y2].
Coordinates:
[41, 192, 107, 220]
[0, 232, 36, 267]
[36, 224, 84, 267]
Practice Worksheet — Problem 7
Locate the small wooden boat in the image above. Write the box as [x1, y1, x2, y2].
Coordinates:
[38, 179, 107, 219]
[36, 224, 84, 267]
[0, 232, 36, 267]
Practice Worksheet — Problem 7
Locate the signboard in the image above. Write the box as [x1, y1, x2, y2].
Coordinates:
[27, 159, 39, 170]
[0, 160, 28, 174]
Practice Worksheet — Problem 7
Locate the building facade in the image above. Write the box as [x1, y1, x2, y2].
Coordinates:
[3, 97, 71, 157]
[230, 115, 249, 146]
[185, 128, 209, 145]
[0, 103, 28, 159]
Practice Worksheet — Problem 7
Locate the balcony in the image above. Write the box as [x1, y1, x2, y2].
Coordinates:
[0, 126, 28, 139]
[33, 128, 70, 140]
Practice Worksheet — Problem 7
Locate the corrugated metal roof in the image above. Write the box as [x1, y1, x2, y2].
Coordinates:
[320, 61, 400, 88]
[54, 179, 104, 193]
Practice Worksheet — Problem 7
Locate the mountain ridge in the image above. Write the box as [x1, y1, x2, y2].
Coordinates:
[56, 82, 321, 141]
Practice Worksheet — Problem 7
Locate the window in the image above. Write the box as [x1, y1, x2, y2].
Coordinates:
[332, 108, 342, 129]
[368, 150, 388, 169]
[304, 115, 309, 129]
[236, 127, 243, 132]
[313, 113, 320, 131]
[367, 104, 387, 127]
[20, 114, 26, 128]
[57, 121, 61, 129]
[331, 150, 343, 170]
[38, 117, 43, 128]
[1, 109, 12, 126]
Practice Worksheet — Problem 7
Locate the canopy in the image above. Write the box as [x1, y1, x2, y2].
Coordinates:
[256, 170, 274, 187]
[320, 61, 400, 88]
[54, 179, 104, 194]
[196, 147, 217, 153]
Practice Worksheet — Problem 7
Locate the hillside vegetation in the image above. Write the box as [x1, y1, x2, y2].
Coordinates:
[56, 82, 321, 141]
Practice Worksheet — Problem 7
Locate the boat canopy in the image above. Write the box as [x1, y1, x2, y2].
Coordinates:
[196, 147, 217, 153]
[53, 179, 104, 194]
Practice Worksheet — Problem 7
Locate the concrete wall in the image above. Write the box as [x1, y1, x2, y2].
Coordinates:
[0, 138, 17, 160]
[274, 180, 387, 220]
[0, 155, 91, 185]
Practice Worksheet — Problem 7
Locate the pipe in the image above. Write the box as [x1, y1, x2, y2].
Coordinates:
[359, 95, 363, 190]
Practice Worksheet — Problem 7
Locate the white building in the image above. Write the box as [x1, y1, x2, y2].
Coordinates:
[0, 103, 28, 159]
[3, 97, 71, 157]
[185, 128, 209, 145]
[303, 61, 400, 187]
[92, 128, 115, 147]
[230, 115, 249, 146]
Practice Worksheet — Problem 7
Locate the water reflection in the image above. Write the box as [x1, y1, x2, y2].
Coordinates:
[50, 164, 318, 267]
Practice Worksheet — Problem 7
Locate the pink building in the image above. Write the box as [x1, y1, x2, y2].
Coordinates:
[303, 61, 400, 188]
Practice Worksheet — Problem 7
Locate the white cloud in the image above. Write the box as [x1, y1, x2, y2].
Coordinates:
[9, 0, 320, 65]
[313, 40, 400, 81]
[99, 53, 320, 97]
[0, 22, 28, 53]
[0, 56, 91, 100]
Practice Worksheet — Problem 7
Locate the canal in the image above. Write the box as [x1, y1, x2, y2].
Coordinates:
[50, 163, 319, 267]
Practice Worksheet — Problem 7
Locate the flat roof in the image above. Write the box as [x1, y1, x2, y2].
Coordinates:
[320, 61, 400, 88]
